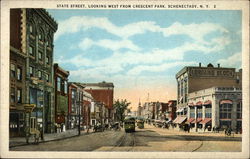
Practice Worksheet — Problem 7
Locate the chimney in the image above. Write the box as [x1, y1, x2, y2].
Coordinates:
[218, 64, 220, 68]
[199, 63, 201, 67]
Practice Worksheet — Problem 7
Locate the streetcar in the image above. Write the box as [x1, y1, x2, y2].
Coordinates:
[136, 118, 144, 129]
[124, 116, 136, 133]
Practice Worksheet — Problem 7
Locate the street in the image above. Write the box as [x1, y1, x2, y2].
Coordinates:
[10, 124, 241, 152]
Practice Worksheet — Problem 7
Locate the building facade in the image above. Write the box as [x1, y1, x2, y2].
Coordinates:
[175, 63, 242, 117]
[188, 87, 242, 132]
[54, 64, 69, 132]
[77, 81, 114, 123]
[9, 9, 57, 137]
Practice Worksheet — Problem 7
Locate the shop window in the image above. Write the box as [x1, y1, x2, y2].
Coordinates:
[57, 77, 61, 91]
[29, 66, 34, 77]
[10, 87, 15, 103]
[205, 105, 212, 118]
[17, 89, 22, 103]
[190, 107, 195, 118]
[237, 101, 242, 119]
[197, 106, 203, 118]
[17, 67, 22, 81]
[10, 63, 15, 78]
[219, 103, 232, 119]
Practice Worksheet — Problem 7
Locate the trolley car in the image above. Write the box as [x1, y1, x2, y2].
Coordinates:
[136, 118, 144, 129]
[124, 116, 136, 133]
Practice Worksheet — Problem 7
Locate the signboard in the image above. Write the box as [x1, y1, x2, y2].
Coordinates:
[189, 68, 234, 78]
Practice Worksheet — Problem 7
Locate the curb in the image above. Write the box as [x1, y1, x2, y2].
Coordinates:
[9, 131, 92, 148]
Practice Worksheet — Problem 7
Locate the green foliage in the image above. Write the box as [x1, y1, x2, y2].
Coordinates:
[113, 99, 131, 122]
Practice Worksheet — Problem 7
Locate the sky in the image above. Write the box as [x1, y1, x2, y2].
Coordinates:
[47, 9, 242, 110]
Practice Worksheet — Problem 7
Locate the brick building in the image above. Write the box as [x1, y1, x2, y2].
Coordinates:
[54, 64, 69, 132]
[76, 81, 114, 123]
[9, 9, 57, 136]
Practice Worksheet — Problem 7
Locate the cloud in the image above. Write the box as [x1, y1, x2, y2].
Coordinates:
[55, 16, 161, 40]
[217, 52, 242, 68]
[162, 22, 228, 44]
[78, 38, 141, 51]
[127, 61, 196, 75]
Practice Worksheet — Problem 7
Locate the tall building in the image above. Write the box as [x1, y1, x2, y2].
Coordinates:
[175, 63, 242, 116]
[9, 9, 57, 136]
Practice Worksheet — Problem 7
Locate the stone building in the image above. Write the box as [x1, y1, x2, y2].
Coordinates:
[54, 64, 69, 132]
[9, 9, 57, 136]
[175, 63, 242, 116]
[188, 87, 242, 132]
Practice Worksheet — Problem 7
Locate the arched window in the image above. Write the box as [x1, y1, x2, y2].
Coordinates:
[237, 100, 242, 119]
[219, 100, 233, 119]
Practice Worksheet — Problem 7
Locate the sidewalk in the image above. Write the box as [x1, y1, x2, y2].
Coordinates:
[145, 124, 242, 138]
[9, 128, 94, 148]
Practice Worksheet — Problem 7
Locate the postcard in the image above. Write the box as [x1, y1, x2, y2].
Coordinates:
[0, 0, 249, 158]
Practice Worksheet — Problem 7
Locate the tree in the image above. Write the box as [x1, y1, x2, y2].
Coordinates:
[113, 99, 131, 122]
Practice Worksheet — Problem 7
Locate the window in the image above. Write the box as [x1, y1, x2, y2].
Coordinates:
[29, 25, 33, 33]
[17, 67, 22, 81]
[38, 51, 42, 60]
[190, 107, 195, 118]
[10, 87, 15, 103]
[10, 63, 15, 78]
[57, 77, 61, 91]
[38, 70, 42, 80]
[64, 81, 67, 94]
[46, 56, 49, 65]
[29, 46, 34, 56]
[197, 106, 202, 118]
[237, 101, 242, 119]
[17, 89, 22, 103]
[29, 66, 34, 77]
[45, 74, 49, 82]
[219, 103, 232, 119]
[205, 105, 212, 118]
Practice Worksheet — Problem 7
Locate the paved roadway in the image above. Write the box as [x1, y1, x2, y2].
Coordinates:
[10, 124, 241, 152]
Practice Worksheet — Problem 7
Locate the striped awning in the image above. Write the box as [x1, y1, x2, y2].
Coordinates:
[187, 118, 195, 123]
[220, 100, 233, 105]
[200, 118, 212, 124]
[204, 100, 212, 105]
[173, 116, 187, 124]
[191, 118, 202, 123]
[196, 101, 203, 106]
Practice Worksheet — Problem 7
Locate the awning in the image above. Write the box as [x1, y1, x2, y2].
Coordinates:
[187, 118, 195, 123]
[173, 116, 187, 124]
[191, 118, 202, 123]
[200, 118, 212, 124]
[204, 100, 212, 105]
[220, 100, 233, 105]
[196, 101, 203, 106]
